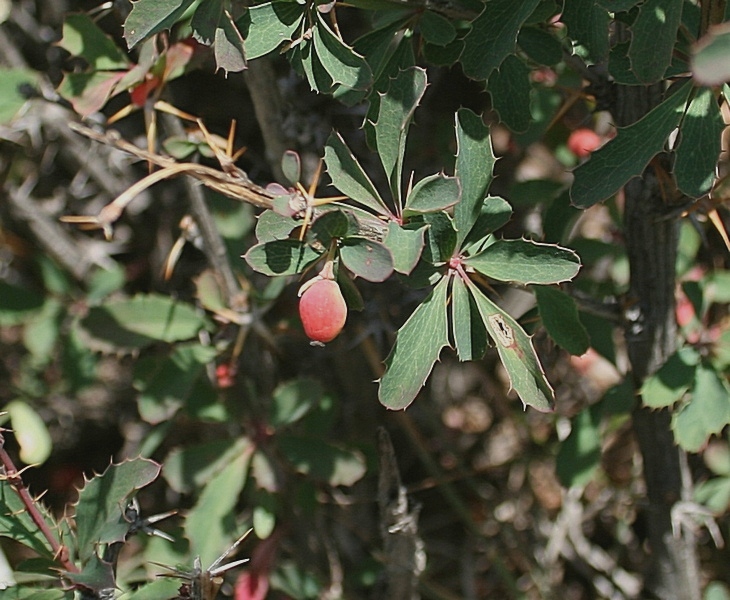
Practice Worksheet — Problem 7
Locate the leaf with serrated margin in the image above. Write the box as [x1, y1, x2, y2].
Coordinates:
[374, 66, 428, 201]
[244, 239, 321, 276]
[609, 41, 687, 85]
[673, 362, 730, 452]
[461, 0, 540, 80]
[385, 222, 427, 274]
[324, 132, 390, 216]
[675, 87, 723, 198]
[213, 12, 247, 74]
[191, 0, 223, 45]
[462, 196, 513, 252]
[466, 280, 554, 411]
[629, 0, 683, 84]
[454, 110, 496, 248]
[313, 13, 372, 91]
[404, 173, 461, 216]
[0, 480, 55, 558]
[451, 276, 489, 361]
[124, 0, 197, 49]
[641, 347, 699, 408]
[466, 239, 580, 284]
[340, 237, 394, 282]
[571, 80, 692, 208]
[75, 458, 161, 561]
[379, 277, 450, 410]
[239, 1, 304, 60]
[560, 0, 610, 62]
[488, 54, 532, 133]
[533, 285, 589, 355]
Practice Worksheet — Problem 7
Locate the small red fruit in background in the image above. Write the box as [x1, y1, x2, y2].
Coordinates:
[216, 363, 236, 388]
[567, 128, 601, 158]
[298, 278, 347, 343]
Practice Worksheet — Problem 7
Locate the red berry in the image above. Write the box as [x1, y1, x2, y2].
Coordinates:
[298, 279, 347, 343]
[216, 363, 236, 388]
[567, 128, 601, 158]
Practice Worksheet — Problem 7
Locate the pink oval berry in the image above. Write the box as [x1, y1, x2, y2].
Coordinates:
[298, 279, 347, 343]
[567, 128, 601, 158]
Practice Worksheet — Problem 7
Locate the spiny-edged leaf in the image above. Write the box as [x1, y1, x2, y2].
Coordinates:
[297, 37, 335, 93]
[134, 343, 218, 425]
[454, 108, 496, 247]
[420, 212, 457, 264]
[374, 66, 428, 200]
[163, 437, 253, 494]
[533, 285, 590, 355]
[213, 12, 247, 74]
[641, 347, 700, 408]
[467, 280, 554, 411]
[488, 55, 532, 133]
[560, 0, 610, 62]
[324, 132, 389, 216]
[673, 363, 730, 452]
[543, 190, 580, 244]
[313, 13, 372, 91]
[462, 196, 513, 251]
[59, 14, 129, 70]
[75, 458, 161, 561]
[466, 238, 580, 284]
[191, 0, 223, 45]
[629, 0, 683, 84]
[692, 24, 730, 86]
[0, 480, 55, 558]
[518, 26, 563, 66]
[6, 400, 51, 466]
[556, 405, 602, 487]
[278, 435, 367, 486]
[451, 276, 489, 361]
[239, 1, 303, 60]
[571, 80, 692, 208]
[385, 222, 427, 274]
[340, 237, 394, 282]
[403, 173, 461, 216]
[460, 0, 541, 80]
[269, 378, 323, 428]
[244, 239, 321, 276]
[420, 11, 456, 46]
[185, 450, 251, 568]
[379, 276, 450, 410]
[78, 294, 209, 352]
[124, 0, 197, 48]
[64, 552, 115, 593]
[609, 40, 688, 85]
[674, 87, 723, 198]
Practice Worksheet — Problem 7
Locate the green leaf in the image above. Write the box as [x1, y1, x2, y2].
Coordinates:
[374, 66, 428, 200]
[60, 14, 129, 70]
[340, 237, 394, 282]
[518, 26, 563, 66]
[313, 13, 372, 91]
[597, 0, 642, 9]
[674, 87, 723, 198]
[384, 222, 427, 274]
[213, 12, 247, 74]
[628, 0, 683, 84]
[403, 173, 461, 216]
[122, 578, 182, 600]
[75, 458, 161, 561]
[641, 347, 699, 408]
[252, 493, 277, 539]
[278, 435, 367, 486]
[467, 280, 554, 411]
[239, 1, 303, 60]
[255, 210, 299, 242]
[571, 80, 692, 208]
[609, 40, 687, 85]
[323, 132, 389, 216]
[244, 239, 321, 276]
[57, 70, 125, 117]
[451, 276, 489, 361]
[462, 196, 513, 251]
[163, 437, 252, 494]
[65, 553, 115, 594]
[0, 480, 55, 558]
[310, 210, 350, 246]
[78, 294, 208, 352]
[420, 212, 457, 264]
[379, 277, 450, 410]
[533, 285, 590, 355]
[419, 11, 456, 46]
[556, 405, 602, 487]
[454, 109, 496, 248]
[695, 477, 730, 514]
[123, 0, 197, 48]
[560, 0, 610, 62]
[6, 400, 52, 466]
[134, 343, 218, 425]
[461, 0, 541, 80]
[692, 24, 730, 85]
[673, 363, 730, 452]
[281, 150, 301, 185]
[466, 239, 580, 284]
[191, 0, 223, 45]
[185, 450, 251, 568]
[0, 68, 40, 124]
[269, 378, 323, 428]
[488, 54, 532, 133]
